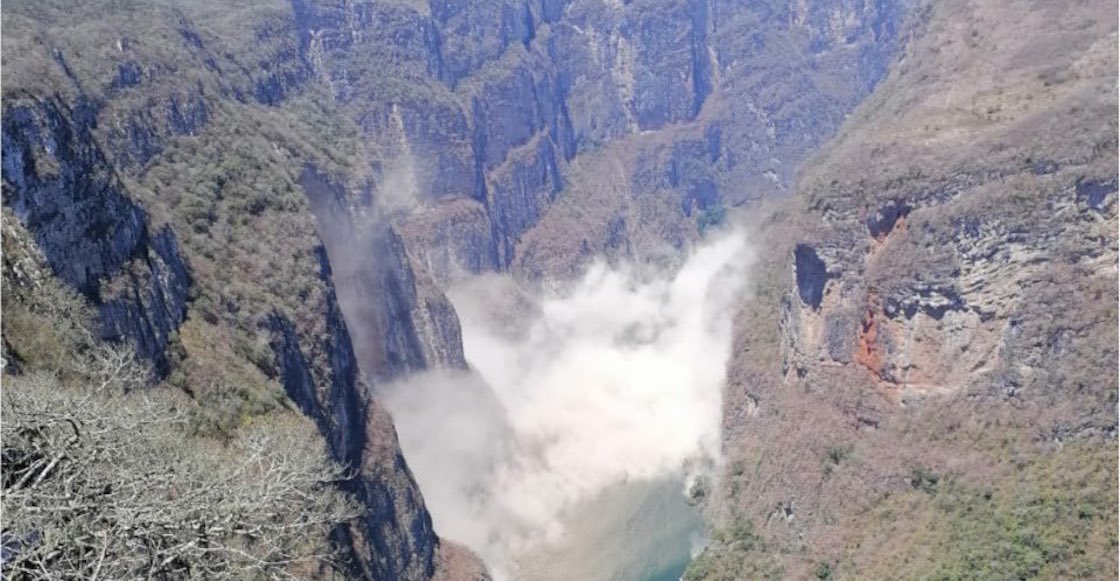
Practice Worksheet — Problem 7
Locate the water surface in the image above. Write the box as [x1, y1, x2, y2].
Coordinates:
[515, 477, 703, 581]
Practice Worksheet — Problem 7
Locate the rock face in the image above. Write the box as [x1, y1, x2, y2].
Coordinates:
[1, 96, 189, 375]
[711, 0, 1118, 577]
[299, 167, 467, 381]
[290, 0, 905, 282]
[2, 2, 449, 579]
[1, 0, 947, 579]
[793, 245, 833, 311]
[779, 0, 1118, 406]
[268, 279, 438, 581]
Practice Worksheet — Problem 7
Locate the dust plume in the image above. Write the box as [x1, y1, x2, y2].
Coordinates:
[381, 231, 755, 578]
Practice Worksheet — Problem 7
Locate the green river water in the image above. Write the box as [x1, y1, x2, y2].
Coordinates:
[516, 477, 704, 581]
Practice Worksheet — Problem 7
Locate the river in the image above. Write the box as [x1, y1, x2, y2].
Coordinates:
[514, 477, 704, 581]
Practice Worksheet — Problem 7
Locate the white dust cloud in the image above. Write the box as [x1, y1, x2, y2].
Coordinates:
[381, 232, 754, 578]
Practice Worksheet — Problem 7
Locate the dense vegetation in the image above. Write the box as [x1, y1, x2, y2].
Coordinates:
[686, 438, 1117, 581]
[866, 444, 1116, 580]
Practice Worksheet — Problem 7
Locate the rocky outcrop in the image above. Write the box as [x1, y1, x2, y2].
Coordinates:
[300, 167, 467, 381]
[102, 84, 211, 170]
[97, 227, 191, 374]
[2, 5, 459, 579]
[865, 200, 911, 240]
[785, 167, 1117, 400]
[399, 197, 498, 282]
[625, 0, 713, 130]
[486, 135, 564, 266]
[793, 245, 833, 311]
[291, 0, 904, 285]
[267, 270, 438, 581]
[2, 97, 146, 296]
[715, 0, 1117, 575]
[1076, 177, 1118, 212]
[1, 97, 190, 375]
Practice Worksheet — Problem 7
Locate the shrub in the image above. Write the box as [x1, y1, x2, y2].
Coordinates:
[685, 520, 782, 581]
[697, 202, 727, 235]
[1, 369, 358, 580]
[910, 467, 941, 494]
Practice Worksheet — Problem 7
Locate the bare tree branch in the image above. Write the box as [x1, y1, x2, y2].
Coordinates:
[2, 367, 359, 580]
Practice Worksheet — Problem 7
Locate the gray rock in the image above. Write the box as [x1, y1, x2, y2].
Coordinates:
[2, 98, 189, 375]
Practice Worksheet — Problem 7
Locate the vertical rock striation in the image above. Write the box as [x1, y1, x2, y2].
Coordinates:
[2, 97, 190, 375]
[289, 0, 904, 284]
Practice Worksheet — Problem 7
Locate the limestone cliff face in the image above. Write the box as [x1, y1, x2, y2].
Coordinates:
[1, 96, 190, 375]
[785, 177, 1117, 404]
[2, 0, 920, 579]
[1, 3, 451, 579]
[292, 0, 904, 282]
[268, 277, 439, 581]
[299, 167, 467, 381]
[711, 0, 1118, 576]
[778, 0, 1117, 411]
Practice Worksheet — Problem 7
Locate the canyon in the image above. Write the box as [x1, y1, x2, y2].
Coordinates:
[2, 0, 1116, 579]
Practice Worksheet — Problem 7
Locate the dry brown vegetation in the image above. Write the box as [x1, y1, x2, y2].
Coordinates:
[2, 214, 360, 580]
[3, 0, 378, 433]
[690, 0, 1118, 578]
[2, 373, 357, 580]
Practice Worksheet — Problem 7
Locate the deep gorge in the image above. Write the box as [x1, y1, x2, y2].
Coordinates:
[3, 0, 1116, 579]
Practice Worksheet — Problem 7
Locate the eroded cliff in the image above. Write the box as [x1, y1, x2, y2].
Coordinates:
[6, 0, 1112, 579]
[703, 0, 1118, 577]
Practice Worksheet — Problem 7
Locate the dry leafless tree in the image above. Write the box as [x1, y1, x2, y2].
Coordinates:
[1, 346, 359, 580]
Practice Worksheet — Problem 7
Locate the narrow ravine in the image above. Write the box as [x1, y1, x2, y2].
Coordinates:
[383, 232, 752, 579]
